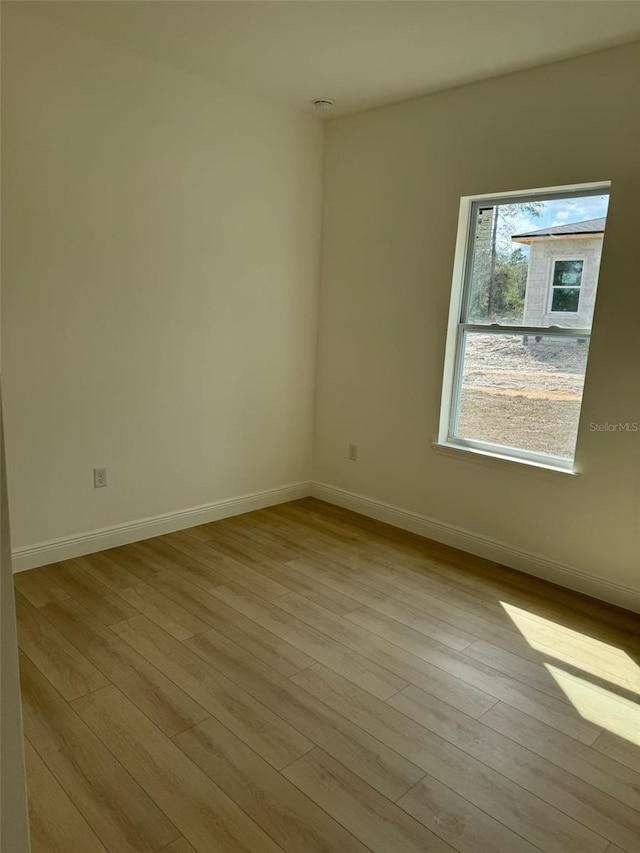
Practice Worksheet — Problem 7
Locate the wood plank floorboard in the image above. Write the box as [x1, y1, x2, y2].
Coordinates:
[212, 515, 336, 565]
[286, 558, 480, 649]
[14, 567, 70, 609]
[128, 538, 230, 590]
[188, 525, 363, 615]
[141, 570, 315, 675]
[297, 498, 640, 636]
[15, 498, 640, 853]
[592, 730, 640, 774]
[273, 590, 498, 718]
[24, 739, 108, 853]
[39, 598, 210, 737]
[42, 559, 140, 625]
[283, 748, 457, 853]
[285, 572, 604, 743]
[292, 664, 611, 853]
[76, 551, 210, 639]
[16, 593, 110, 701]
[164, 530, 292, 601]
[112, 614, 313, 770]
[183, 628, 425, 800]
[212, 582, 408, 699]
[73, 684, 286, 853]
[397, 771, 541, 853]
[175, 716, 370, 853]
[20, 655, 179, 853]
[387, 683, 640, 852]
[479, 702, 640, 811]
[160, 840, 199, 853]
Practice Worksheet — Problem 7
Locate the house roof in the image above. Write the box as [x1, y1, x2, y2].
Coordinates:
[512, 217, 606, 243]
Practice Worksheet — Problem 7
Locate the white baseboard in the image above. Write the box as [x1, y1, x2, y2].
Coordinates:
[311, 482, 640, 613]
[12, 482, 311, 573]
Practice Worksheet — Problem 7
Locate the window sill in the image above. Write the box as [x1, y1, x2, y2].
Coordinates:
[431, 441, 580, 477]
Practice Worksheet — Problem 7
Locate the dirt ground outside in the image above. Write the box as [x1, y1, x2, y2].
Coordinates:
[457, 334, 588, 459]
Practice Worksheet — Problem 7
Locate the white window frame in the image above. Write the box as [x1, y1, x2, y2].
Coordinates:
[436, 181, 610, 473]
[547, 256, 585, 317]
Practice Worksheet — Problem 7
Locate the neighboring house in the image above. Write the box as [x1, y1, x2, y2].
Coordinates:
[512, 217, 605, 328]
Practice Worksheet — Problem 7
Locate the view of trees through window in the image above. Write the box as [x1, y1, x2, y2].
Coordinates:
[468, 201, 543, 324]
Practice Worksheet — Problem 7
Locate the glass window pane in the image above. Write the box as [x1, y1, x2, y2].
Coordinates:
[553, 260, 583, 287]
[464, 193, 608, 328]
[551, 287, 580, 313]
[454, 332, 588, 459]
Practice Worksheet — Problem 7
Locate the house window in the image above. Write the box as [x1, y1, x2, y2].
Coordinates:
[549, 259, 584, 313]
[438, 183, 610, 471]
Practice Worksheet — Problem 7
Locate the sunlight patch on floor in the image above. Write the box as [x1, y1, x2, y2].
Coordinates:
[545, 664, 640, 747]
[501, 601, 640, 694]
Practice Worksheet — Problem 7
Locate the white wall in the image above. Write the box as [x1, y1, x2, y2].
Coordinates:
[314, 42, 640, 609]
[2, 9, 323, 556]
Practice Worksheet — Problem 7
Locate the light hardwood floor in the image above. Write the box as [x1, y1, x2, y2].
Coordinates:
[14, 497, 640, 853]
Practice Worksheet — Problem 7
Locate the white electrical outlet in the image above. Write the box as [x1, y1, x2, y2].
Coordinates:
[348, 444, 358, 462]
[93, 467, 107, 488]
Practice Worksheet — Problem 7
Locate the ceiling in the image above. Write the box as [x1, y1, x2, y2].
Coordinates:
[11, 1, 640, 116]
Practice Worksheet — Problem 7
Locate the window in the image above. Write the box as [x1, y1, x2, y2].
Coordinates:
[438, 183, 610, 471]
[549, 259, 584, 313]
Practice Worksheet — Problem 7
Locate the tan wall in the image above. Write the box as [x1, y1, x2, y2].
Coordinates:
[1, 9, 323, 552]
[523, 236, 603, 327]
[314, 42, 640, 607]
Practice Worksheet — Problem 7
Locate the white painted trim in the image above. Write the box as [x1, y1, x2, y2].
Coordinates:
[457, 181, 611, 204]
[431, 441, 579, 476]
[438, 193, 471, 443]
[12, 482, 311, 572]
[310, 482, 640, 613]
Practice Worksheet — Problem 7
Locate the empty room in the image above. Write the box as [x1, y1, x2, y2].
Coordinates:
[1, 2, 639, 852]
